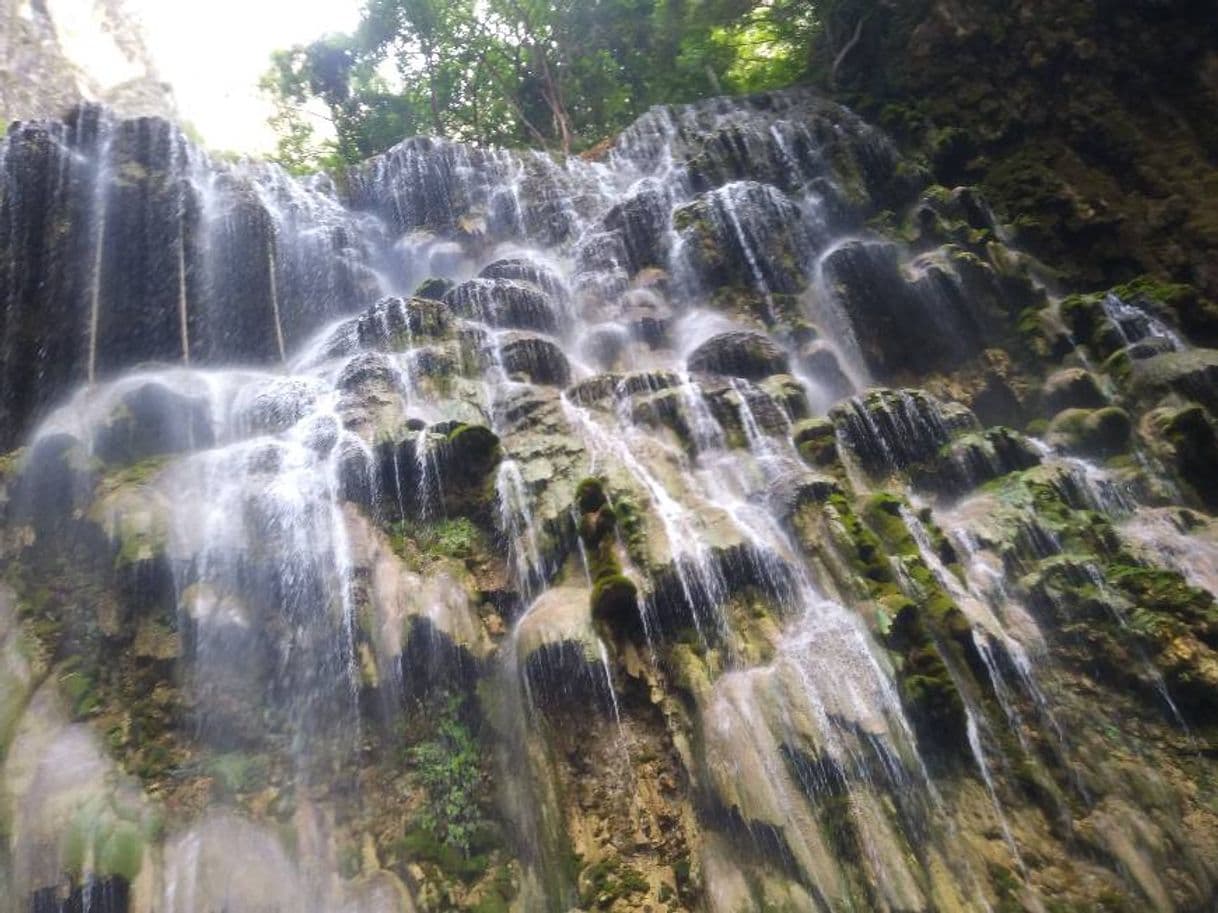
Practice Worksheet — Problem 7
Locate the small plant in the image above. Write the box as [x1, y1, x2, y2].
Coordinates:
[409, 694, 486, 857]
[390, 517, 482, 561]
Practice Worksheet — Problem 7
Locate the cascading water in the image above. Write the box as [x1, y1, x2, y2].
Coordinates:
[3, 86, 1218, 913]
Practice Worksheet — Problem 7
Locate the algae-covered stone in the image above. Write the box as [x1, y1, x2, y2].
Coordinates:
[479, 257, 567, 300]
[1042, 367, 1108, 413]
[443, 424, 502, 482]
[414, 276, 455, 301]
[673, 182, 812, 304]
[1144, 405, 1218, 510]
[792, 418, 838, 468]
[1046, 407, 1132, 458]
[831, 388, 967, 476]
[1129, 349, 1218, 413]
[591, 574, 639, 628]
[913, 426, 1042, 496]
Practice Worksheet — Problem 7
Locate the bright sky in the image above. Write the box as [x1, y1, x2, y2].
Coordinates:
[125, 0, 363, 154]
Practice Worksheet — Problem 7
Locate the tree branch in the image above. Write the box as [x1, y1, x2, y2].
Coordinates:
[830, 16, 867, 89]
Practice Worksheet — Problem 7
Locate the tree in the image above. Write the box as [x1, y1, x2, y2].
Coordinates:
[262, 0, 832, 170]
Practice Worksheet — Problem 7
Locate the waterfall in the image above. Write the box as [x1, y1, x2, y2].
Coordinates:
[2, 86, 1218, 913]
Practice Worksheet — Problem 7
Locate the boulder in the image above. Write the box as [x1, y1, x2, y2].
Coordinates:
[515, 586, 612, 711]
[1046, 407, 1133, 458]
[793, 418, 838, 468]
[597, 180, 673, 276]
[92, 381, 214, 465]
[816, 240, 984, 378]
[336, 352, 403, 394]
[616, 288, 674, 348]
[1129, 349, 1218, 414]
[795, 342, 854, 404]
[687, 331, 789, 381]
[479, 257, 568, 299]
[445, 278, 559, 332]
[1145, 405, 1218, 510]
[412, 276, 454, 301]
[232, 377, 320, 436]
[1042, 367, 1108, 413]
[579, 325, 631, 370]
[831, 389, 971, 476]
[493, 332, 572, 386]
[912, 427, 1043, 496]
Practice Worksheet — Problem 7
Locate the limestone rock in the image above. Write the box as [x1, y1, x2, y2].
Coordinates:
[687, 331, 789, 381]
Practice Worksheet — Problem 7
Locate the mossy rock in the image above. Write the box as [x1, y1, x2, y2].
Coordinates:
[576, 477, 608, 514]
[414, 276, 455, 301]
[62, 796, 155, 883]
[792, 418, 838, 468]
[92, 382, 214, 466]
[1146, 405, 1218, 510]
[1129, 349, 1218, 414]
[1042, 367, 1107, 413]
[687, 330, 789, 381]
[440, 424, 502, 486]
[591, 574, 639, 628]
[1046, 407, 1131, 458]
[885, 601, 968, 752]
[1058, 293, 1125, 360]
[578, 856, 649, 909]
[205, 751, 271, 796]
[1109, 276, 1218, 347]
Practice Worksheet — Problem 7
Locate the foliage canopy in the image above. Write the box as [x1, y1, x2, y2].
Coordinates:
[262, 0, 856, 170]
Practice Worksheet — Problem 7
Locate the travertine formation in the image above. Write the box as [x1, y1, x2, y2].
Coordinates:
[1, 85, 1217, 913]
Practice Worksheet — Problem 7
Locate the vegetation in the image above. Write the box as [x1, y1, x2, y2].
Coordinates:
[390, 516, 484, 561]
[262, 0, 851, 169]
[408, 693, 488, 858]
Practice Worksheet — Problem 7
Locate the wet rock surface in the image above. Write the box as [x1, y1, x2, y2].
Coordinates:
[2, 82, 1218, 913]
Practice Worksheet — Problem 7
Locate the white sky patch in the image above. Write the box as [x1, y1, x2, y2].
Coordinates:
[124, 0, 363, 154]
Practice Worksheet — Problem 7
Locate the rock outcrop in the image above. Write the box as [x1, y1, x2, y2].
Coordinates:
[2, 71, 1218, 913]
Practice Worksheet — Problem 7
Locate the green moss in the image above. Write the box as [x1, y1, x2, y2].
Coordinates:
[62, 799, 148, 882]
[444, 424, 502, 481]
[414, 276, 455, 301]
[59, 669, 101, 719]
[612, 495, 646, 557]
[792, 418, 838, 469]
[862, 493, 918, 557]
[579, 856, 648, 908]
[398, 826, 491, 883]
[824, 493, 896, 591]
[591, 574, 638, 625]
[96, 820, 144, 881]
[1108, 565, 1217, 633]
[886, 598, 967, 743]
[576, 477, 608, 513]
[205, 752, 270, 795]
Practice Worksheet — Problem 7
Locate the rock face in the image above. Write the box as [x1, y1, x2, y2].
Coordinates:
[0, 107, 385, 449]
[3, 83, 1218, 913]
[0, 0, 175, 124]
